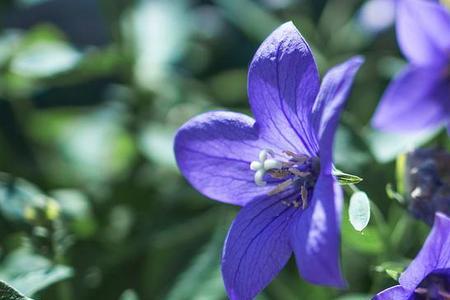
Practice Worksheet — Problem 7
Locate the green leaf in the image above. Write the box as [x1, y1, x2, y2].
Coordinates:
[349, 191, 371, 232]
[334, 171, 363, 185]
[0, 281, 32, 300]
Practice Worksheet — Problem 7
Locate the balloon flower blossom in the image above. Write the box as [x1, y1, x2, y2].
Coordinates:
[374, 213, 450, 299]
[174, 22, 363, 300]
[372, 0, 450, 132]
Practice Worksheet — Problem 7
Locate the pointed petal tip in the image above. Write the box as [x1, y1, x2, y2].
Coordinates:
[348, 55, 365, 67]
[434, 212, 450, 229]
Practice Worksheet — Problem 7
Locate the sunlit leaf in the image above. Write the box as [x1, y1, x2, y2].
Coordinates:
[366, 128, 439, 163]
[11, 42, 81, 78]
[139, 124, 176, 169]
[0, 249, 73, 297]
[123, 0, 192, 89]
[0, 280, 32, 300]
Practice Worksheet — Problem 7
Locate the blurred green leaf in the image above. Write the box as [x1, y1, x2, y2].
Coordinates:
[166, 228, 227, 300]
[119, 290, 139, 300]
[0, 249, 73, 297]
[334, 127, 371, 173]
[0, 280, 32, 300]
[213, 0, 280, 41]
[11, 42, 81, 78]
[349, 191, 371, 232]
[342, 210, 384, 254]
[366, 128, 439, 163]
[336, 294, 371, 300]
[139, 124, 176, 169]
[123, 0, 192, 89]
[0, 173, 45, 222]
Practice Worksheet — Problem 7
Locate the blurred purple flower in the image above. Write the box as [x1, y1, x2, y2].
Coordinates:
[174, 22, 363, 300]
[374, 213, 450, 300]
[404, 148, 450, 226]
[372, 0, 450, 133]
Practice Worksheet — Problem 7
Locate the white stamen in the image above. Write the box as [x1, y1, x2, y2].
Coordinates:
[250, 161, 262, 171]
[254, 170, 266, 186]
[250, 149, 282, 186]
[259, 149, 271, 162]
[263, 159, 282, 170]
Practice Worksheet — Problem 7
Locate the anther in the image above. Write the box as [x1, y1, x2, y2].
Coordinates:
[268, 178, 294, 196]
[301, 185, 308, 209]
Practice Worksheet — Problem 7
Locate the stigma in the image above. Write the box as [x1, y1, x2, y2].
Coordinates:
[250, 149, 282, 186]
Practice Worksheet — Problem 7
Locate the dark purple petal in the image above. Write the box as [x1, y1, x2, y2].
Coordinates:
[396, 0, 450, 65]
[399, 213, 450, 290]
[291, 173, 346, 287]
[221, 190, 299, 300]
[372, 285, 412, 300]
[372, 65, 448, 133]
[248, 21, 320, 157]
[311, 56, 364, 173]
[174, 111, 279, 206]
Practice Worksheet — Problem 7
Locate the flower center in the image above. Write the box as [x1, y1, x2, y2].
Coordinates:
[414, 272, 450, 300]
[250, 149, 320, 209]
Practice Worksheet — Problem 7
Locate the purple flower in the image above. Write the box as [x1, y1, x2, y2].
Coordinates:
[374, 213, 450, 300]
[404, 148, 450, 226]
[372, 0, 450, 133]
[174, 22, 363, 300]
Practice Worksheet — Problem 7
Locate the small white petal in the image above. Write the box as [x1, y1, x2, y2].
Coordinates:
[254, 170, 266, 186]
[263, 159, 282, 170]
[250, 161, 263, 171]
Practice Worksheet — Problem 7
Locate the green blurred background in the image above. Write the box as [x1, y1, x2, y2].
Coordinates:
[0, 0, 442, 299]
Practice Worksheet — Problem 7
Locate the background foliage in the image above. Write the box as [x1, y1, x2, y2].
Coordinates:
[0, 0, 444, 299]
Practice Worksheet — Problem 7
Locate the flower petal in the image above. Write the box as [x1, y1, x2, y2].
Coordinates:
[372, 285, 412, 300]
[399, 213, 450, 290]
[372, 65, 448, 133]
[291, 173, 346, 287]
[174, 111, 277, 206]
[221, 190, 299, 300]
[311, 56, 364, 173]
[396, 0, 450, 65]
[248, 21, 320, 157]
